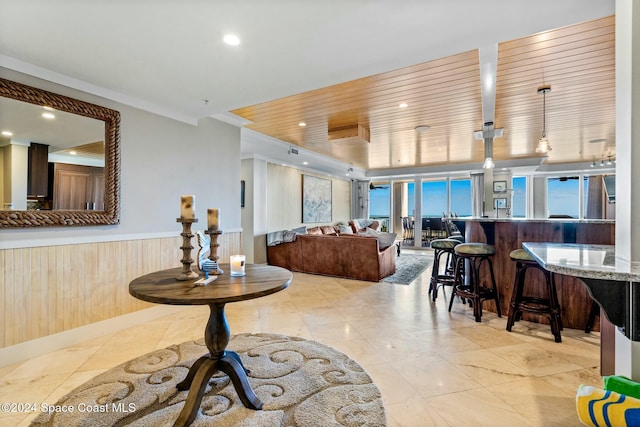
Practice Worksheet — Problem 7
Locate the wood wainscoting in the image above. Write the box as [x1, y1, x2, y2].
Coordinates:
[0, 232, 241, 349]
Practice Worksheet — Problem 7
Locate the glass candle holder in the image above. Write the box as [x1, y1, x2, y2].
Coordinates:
[230, 255, 246, 276]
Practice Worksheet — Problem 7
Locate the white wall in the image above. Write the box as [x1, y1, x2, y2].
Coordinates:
[0, 69, 242, 247]
[532, 176, 547, 218]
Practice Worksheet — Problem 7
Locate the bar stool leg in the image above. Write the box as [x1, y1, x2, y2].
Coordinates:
[549, 272, 563, 331]
[429, 249, 441, 300]
[546, 271, 562, 342]
[469, 258, 482, 322]
[485, 257, 501, 317]
[448, 256, 465, 313]
[506, 261, 525, 331]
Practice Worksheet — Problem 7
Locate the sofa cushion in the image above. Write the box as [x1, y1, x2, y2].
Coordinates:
[360, 227, 397, 250]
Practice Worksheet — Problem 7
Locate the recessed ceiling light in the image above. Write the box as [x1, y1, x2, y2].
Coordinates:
[42, 112, 55, 119]
[69, 151, 77, 155]
[303, 161, 308, 165]
[223, 34, 240, 46]
[414, 125, 430, 132]
[1, 130, 13, 136]
[398, 103, 408, 108]
[298, 122, 306, 127]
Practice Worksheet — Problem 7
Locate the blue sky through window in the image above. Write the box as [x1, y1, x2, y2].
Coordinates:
[512, 176, 526, 217]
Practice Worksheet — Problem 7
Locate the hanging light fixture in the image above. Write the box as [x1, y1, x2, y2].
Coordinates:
[477, 121, 495, 169]
[535, 86, 552, 154]
[483, 139, 495, 169]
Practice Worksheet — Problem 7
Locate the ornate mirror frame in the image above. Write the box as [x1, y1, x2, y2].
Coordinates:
[0, 78, 120, 228]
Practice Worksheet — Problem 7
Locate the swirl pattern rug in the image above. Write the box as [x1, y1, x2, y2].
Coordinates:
[30, 333, 386, 427]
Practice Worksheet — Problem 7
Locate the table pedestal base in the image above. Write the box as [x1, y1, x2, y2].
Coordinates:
[173, 350, 263, 427]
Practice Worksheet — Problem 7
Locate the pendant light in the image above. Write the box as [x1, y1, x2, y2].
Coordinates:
[535, 86, 552, 154]
[483, 139, 495, 169]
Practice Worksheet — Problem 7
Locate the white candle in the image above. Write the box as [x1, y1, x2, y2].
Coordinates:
[230, 255, 245, 276]
[180, 195, 195, 219]
[207, 208, 219, 230]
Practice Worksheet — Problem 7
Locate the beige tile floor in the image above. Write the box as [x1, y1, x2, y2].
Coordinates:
[0, 250, 602, 426]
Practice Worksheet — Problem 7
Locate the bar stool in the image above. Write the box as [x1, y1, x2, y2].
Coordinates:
[429, 238, 461, 301]
[506, 248, 563, 343]
[448, 243, 501, 322]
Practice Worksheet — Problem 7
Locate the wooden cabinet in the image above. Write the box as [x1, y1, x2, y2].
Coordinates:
[53, 163, 105, 210]
[27, 142, 49, 197]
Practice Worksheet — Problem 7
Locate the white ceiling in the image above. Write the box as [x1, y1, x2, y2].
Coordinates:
[0, 0, 615, 176]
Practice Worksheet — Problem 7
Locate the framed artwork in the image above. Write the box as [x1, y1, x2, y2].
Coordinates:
[302, 174, 332, 223]
[494, 197, 507, 209]
[493, 180, 507, 192]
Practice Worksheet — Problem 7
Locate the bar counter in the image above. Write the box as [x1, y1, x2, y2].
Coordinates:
[453, 217, 615, 330]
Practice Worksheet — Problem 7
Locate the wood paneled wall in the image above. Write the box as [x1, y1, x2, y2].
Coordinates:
[0, 232, 241, 349]
[266, 163, 351, 232]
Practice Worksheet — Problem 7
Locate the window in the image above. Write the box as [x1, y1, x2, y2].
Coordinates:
[547, 176, 580, 218]
[369, 181, 390, 230]
[450, 179, 471, 216]
[422, 180, 447, 217]
[511, 176, 526, 218]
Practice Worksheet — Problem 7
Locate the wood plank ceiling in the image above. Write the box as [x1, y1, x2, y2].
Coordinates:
[232, 16, 615, 172]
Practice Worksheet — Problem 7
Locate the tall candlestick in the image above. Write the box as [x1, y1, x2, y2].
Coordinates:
[180, 195, 195, 219]
[207, 208, 219, 230]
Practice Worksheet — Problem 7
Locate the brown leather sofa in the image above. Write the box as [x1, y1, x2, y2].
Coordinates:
[267, 233, 396, 282]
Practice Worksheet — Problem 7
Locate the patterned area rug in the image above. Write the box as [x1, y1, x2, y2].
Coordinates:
[381, 252, 434, 285]
[30, 333, 386, 427]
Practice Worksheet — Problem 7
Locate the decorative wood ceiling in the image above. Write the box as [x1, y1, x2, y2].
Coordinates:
[232, 16, 615, 172]
[50, 140, 105, 161]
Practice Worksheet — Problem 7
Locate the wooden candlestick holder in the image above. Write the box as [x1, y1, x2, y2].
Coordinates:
[205, 229, 224, 275]
[176, 218, 200, 281]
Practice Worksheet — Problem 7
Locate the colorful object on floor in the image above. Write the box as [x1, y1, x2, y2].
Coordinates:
[576, 384, 640, 427]
[605, 376, 640, 401]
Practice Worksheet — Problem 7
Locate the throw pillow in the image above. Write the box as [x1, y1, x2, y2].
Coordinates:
[339, 225, 354, 234]
[350, 218, 374, 232]
[283, 230, 298, 243]
[291, 226, 307, 235]
[320, 225, 337, 235]
[307, 226, 323, 235]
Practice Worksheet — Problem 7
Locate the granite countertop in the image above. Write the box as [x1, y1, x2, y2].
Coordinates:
[522, 242, 640, 282]
[450, 217, 615, 224]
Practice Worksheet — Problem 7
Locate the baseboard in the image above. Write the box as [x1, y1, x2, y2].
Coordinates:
[0, 305, 189, 368]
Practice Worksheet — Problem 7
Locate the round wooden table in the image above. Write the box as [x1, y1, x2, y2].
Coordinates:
[129, 263, 292, 427]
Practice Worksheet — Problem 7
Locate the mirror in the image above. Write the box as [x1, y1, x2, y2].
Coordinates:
[0, 78, 120, 227]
